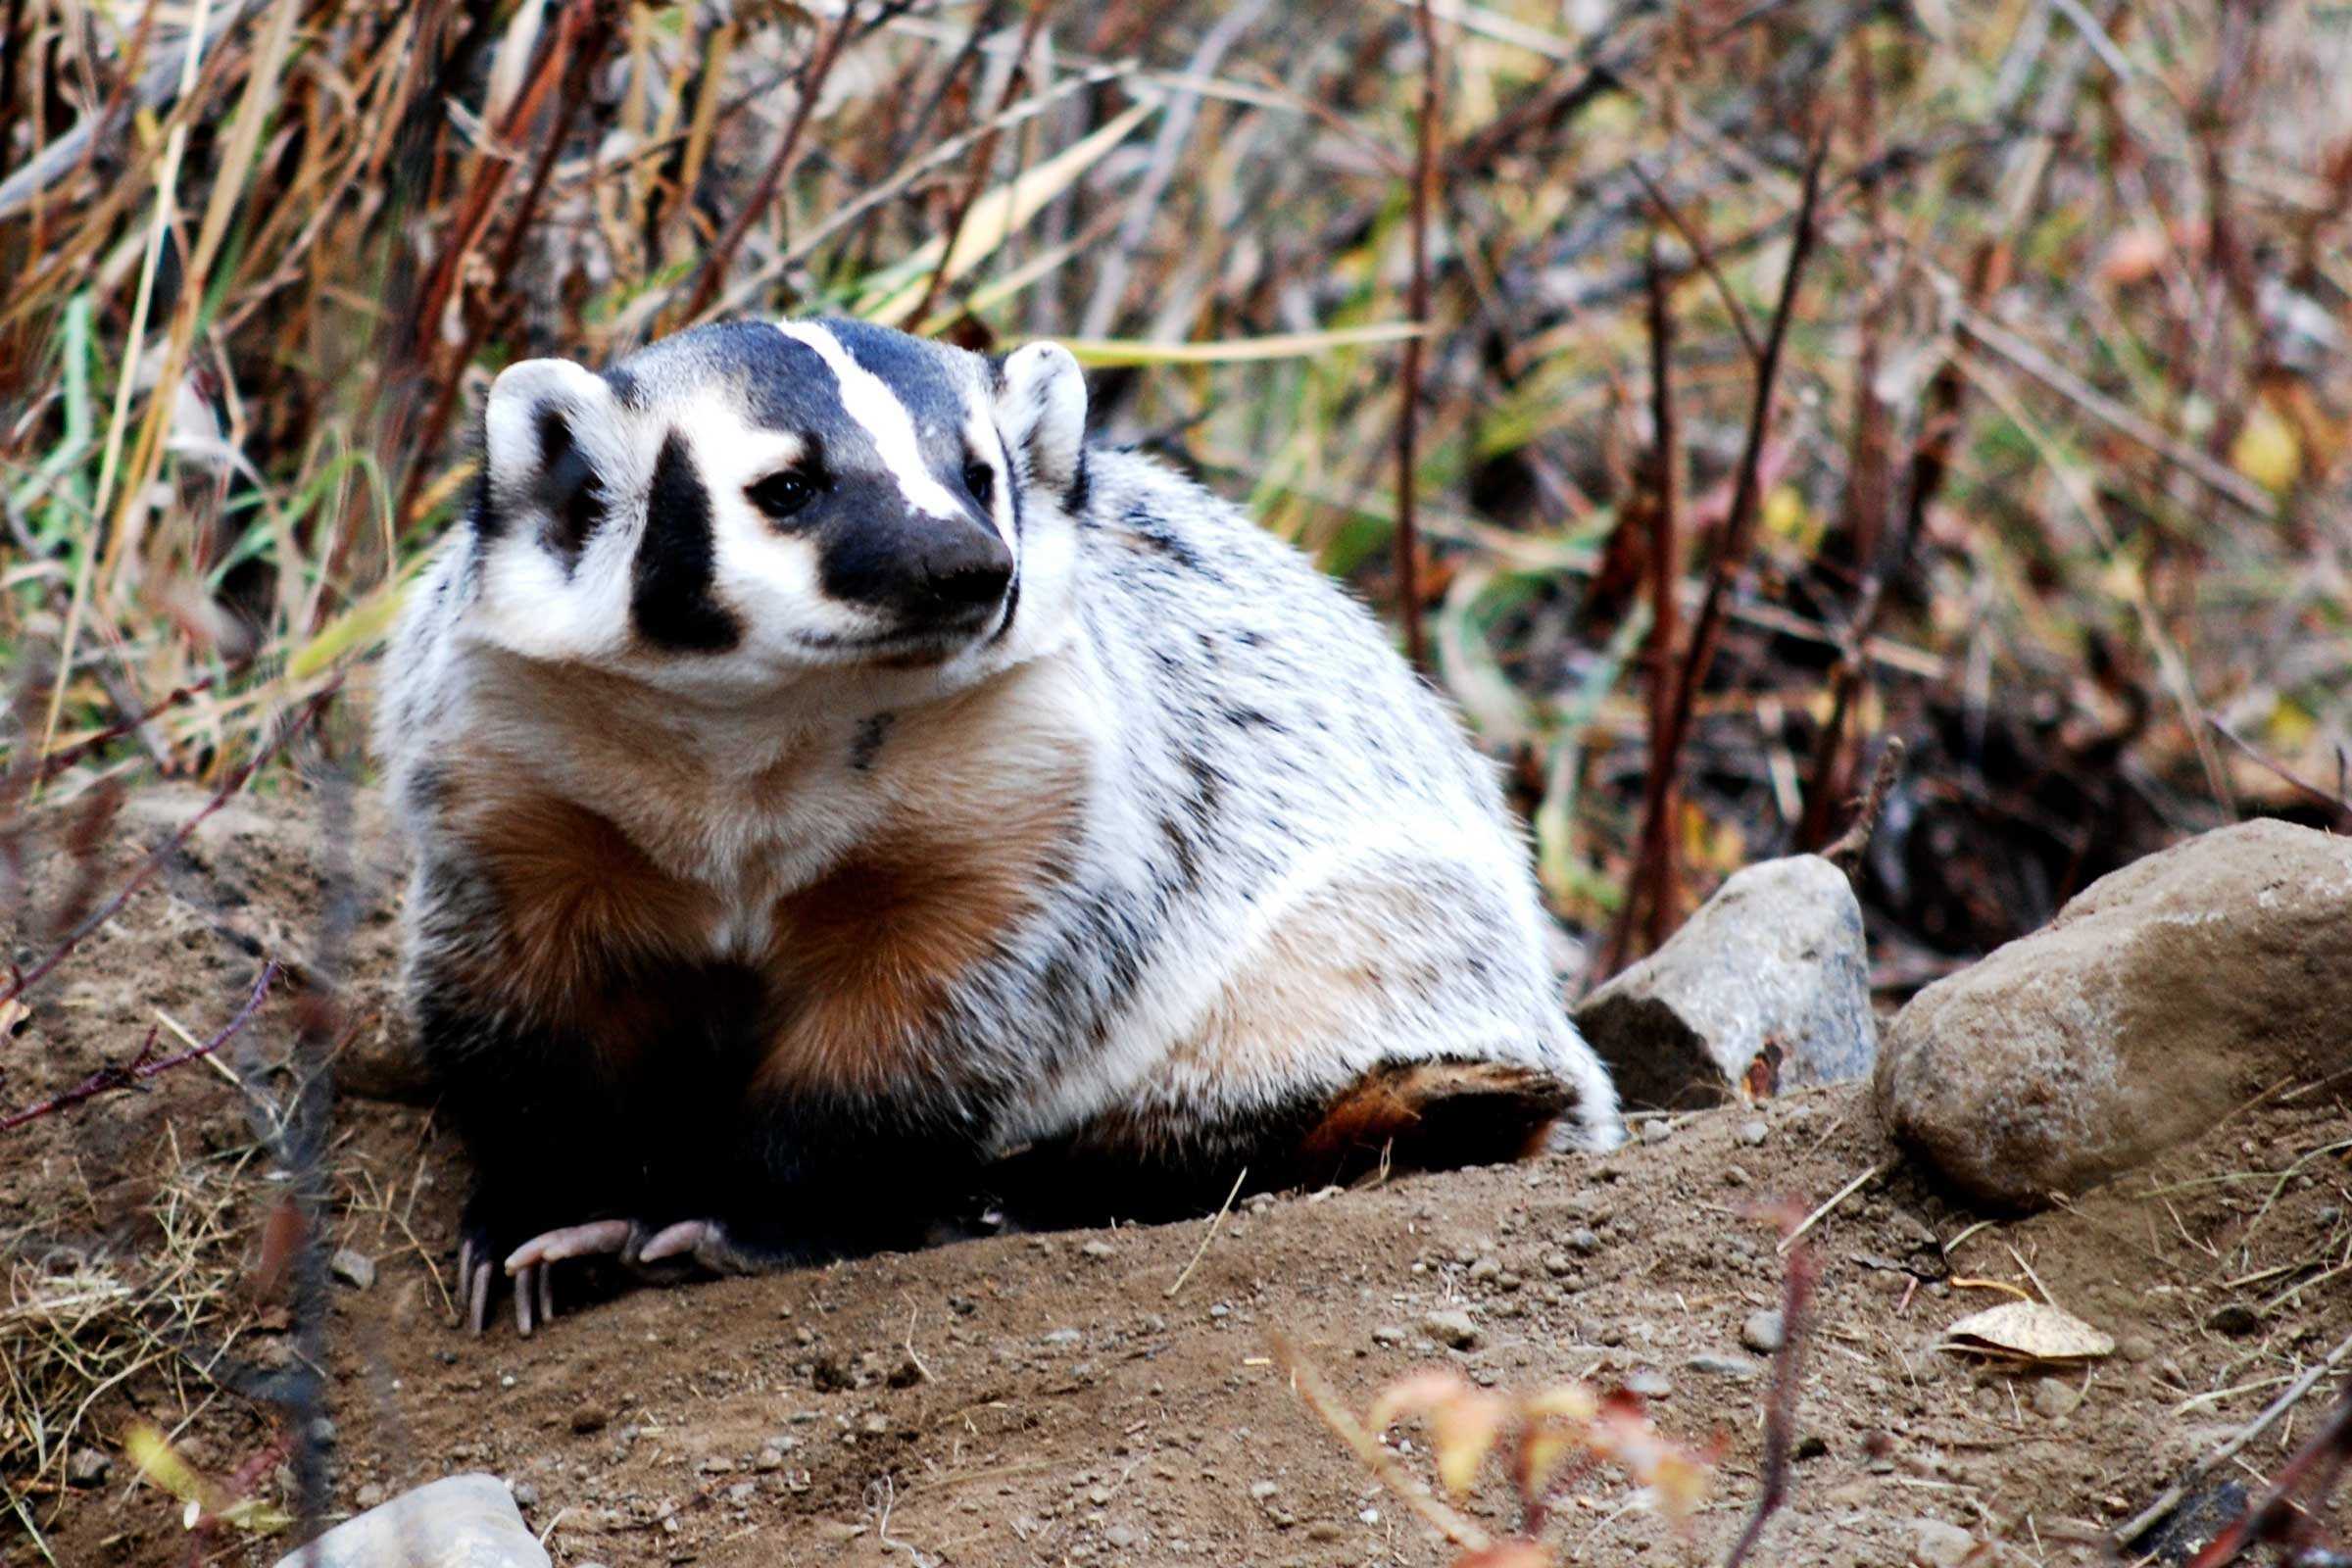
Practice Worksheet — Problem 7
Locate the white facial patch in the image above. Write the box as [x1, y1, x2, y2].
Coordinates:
[773, 321, 1004, 545]
[961, 398, 1018, 553]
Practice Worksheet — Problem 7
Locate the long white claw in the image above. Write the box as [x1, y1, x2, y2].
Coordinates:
[507, 1220, 634, 1273]
[537, 1261, 555, 1325]
[466, 1261, 490, 1336]
[638, 1219, 713, 1263]
[515, 1264, 537, 1338]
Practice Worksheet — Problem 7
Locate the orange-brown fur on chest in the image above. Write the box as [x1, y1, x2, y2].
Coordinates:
[441, 695, 1086, 1101]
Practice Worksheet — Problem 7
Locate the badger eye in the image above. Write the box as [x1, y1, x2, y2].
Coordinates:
[748, 468, 816, 522]
[961, 459, 995, 507]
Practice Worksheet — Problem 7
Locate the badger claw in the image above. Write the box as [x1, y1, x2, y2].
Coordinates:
[637, 1219, 713, 1263]
[506, 1219, 635, 1271]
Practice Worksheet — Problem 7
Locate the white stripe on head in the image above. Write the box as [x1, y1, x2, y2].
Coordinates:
[773, 321, 991, 539]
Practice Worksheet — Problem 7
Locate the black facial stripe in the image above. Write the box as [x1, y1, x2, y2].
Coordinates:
[989, 572, 1021, 646]
[631, 432, 740, 653]
[534, 405, 605, 573]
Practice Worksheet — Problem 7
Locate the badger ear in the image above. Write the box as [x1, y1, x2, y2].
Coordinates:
[994, 341, 1087, 507]
[481, 359, 620, 564]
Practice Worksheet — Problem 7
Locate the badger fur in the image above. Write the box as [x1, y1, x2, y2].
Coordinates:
[376, 318, 1622, 1335]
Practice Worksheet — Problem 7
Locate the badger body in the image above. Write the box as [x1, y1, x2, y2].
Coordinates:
[378, 318, 1621, 1333]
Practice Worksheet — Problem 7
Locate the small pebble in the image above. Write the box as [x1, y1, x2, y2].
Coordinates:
[1624, 1368, 1673, 1398]
[1686, 1353, 1759, 1378]
[1043, 1328, 1084, 1348]
[329, 1248, 376, 1291]
[1738, 1118, 1769, 1147]
[1911, 1518, 1975, 1568]
[1424, 1309, 1480, 1350]
[861, 1414, 890, 1436]
[1541, 1251, 1573, 1278]
[1305, 1522, 1345, 1543]
[1250, 1480, 1279, 1500]
[1740, 1308, 1786, 1354]
[66, 1447, 112, 1487]
[1642, 1120, 1673, 1144]
[355, 1482, 388, 1509]
[2118, 1333, 2156, 1364]
[1467, 1256, 1501, 1284]
[509, 1479, 539, 1508]
[1080, 1240, 1116, 1260]
[1565, 1227, 1601, 1255]
[570, 1402, 610, 1435]
[699, 1456, 735, 1475]
[1088, 1485, 1111, 1506]
[1105, 1526, 1137, 1548]
[1370, 1325, 1406, 1347]
[2032, 1379, 2082, 1420]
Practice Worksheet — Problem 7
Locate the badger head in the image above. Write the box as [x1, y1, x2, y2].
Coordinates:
[463, 318, 1089, 692]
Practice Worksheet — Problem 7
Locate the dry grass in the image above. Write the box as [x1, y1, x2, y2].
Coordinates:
[0, 1132, 256, 1533]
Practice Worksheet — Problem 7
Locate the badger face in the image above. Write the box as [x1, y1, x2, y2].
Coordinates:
[464, 318, 1088, 691]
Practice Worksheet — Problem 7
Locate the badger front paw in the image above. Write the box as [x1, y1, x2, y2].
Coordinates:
[454, 1185, 640, 1338]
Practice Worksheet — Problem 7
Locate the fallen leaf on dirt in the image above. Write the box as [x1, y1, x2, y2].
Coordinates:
[1939, 1300, 2115, 1365]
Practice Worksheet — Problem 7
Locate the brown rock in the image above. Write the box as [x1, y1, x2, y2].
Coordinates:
[1877, 820, 2352, 1205]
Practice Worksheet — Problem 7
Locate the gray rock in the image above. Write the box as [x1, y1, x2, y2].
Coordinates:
[1877, 821, 2352, 1205]
[66, 1446, 111, 1486]
[1910, 1518, 1976, 1568]
[1740, 1308, 1785, 1354]
[1623, 1368, 1673, 1398]
[270, 1475, 549, 1568]
[330, 1249, 376, 1291]
[1424, 1309, 1480, 1350]
[1685, 1353, 1760, 1378]
[1577, 856, 1875, 1109]
[2032, 1378, 2082, 1420]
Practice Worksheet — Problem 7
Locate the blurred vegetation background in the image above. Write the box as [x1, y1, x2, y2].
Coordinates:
[3, 0, 2349, 985]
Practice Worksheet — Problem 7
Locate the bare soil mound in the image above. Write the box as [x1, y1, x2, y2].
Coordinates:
[6, 783, 2347, 1566]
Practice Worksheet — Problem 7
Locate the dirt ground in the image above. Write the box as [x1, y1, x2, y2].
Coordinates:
[5, 781, 2349, 1567]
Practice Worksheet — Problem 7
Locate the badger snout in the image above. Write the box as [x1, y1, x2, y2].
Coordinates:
[818, 510, 1014, 637]
[907, 530, 1014, 619]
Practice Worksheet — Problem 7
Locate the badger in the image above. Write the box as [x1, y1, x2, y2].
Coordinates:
[376, 318, 1622, 1335]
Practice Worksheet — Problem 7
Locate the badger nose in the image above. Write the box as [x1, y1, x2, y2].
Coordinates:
[914, 534, 1013, 614]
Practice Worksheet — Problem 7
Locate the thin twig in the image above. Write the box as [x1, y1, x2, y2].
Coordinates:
[1822, 736, 1906, 872]
[1394, 0, 1443, 674]
[1779, 1159, 1887, 1255]
[1270, 1334, 1494, 1554]
[2118, 1326, 2352, 1548]
[1, 962, 278, 1133]
[908, 1, 1054, 328]
[1725, 1217, 1818, 1568]
[678, 3, 861, 325]
[2209, 720, 2352, 824]
[1604, 143, 1826, 980]
[1163, 1166, 1248, 1301]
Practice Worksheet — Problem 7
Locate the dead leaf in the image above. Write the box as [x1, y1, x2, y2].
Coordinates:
[1939, 1299, 2114, 1365]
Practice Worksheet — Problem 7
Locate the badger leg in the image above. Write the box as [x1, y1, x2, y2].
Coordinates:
[1021, 861, 1615, 1212]
[1295, 1061, 1570, 1179]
